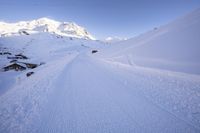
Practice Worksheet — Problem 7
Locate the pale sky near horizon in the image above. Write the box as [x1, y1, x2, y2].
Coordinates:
[0, 0, 200, 39]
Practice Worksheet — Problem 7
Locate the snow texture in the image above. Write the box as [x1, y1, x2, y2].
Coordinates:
[0, 9, 200, 133]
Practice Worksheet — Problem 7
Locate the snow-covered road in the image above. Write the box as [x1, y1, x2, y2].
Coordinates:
[0, 52, 200, 133]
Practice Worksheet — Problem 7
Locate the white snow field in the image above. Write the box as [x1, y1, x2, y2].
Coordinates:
[0, 9, 200, 133]
[102, 9, 200, 75]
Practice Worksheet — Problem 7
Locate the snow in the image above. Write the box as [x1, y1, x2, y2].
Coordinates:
[0, 18, 95, 40]
[103, 36, 128, 43]
[100, 8, 200, 75]
[0, 9, 200, 133]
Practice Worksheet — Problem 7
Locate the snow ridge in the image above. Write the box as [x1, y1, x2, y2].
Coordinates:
[0, 18, 95, 40]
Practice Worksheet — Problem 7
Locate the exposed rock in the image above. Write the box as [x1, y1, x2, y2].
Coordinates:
[24, 63, 38, 69]
[10, 60, 17, 63]
[3, 63, 26, 71]
[92, 50, 98, 54]
[15, 54, 28, 59]
[26, 72, 34, 77]
[0, 52, 12, 55]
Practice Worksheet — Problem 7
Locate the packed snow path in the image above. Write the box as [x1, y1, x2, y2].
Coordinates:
[0, 53, 200, 133]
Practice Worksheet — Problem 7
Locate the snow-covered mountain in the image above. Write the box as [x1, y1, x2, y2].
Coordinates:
[0, 18, 95, 40]
[101, 8, 200, 75]
[0, 9, 200, 133]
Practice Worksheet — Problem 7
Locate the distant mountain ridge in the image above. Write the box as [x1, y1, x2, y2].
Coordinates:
[0, 18, 95, 40]
[103, 37, 127, 43]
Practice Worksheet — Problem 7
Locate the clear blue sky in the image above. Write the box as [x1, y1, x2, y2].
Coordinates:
[0, 0, 200, 39]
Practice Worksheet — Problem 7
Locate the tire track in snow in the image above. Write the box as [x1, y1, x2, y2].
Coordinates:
[33, 55, 79, 133]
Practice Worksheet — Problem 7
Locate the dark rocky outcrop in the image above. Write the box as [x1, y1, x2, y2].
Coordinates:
[92, 50, 98, 54]
[3, 63, 26, 71]
[26, 72, 34, 77]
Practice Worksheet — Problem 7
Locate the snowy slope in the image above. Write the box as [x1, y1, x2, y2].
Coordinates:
[103, 37, 128, 43]
[0, 10, 200, 133]
[0, 48, 200, 133]
[0, 18, 95, 40]
[100, 8, 200, 75]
